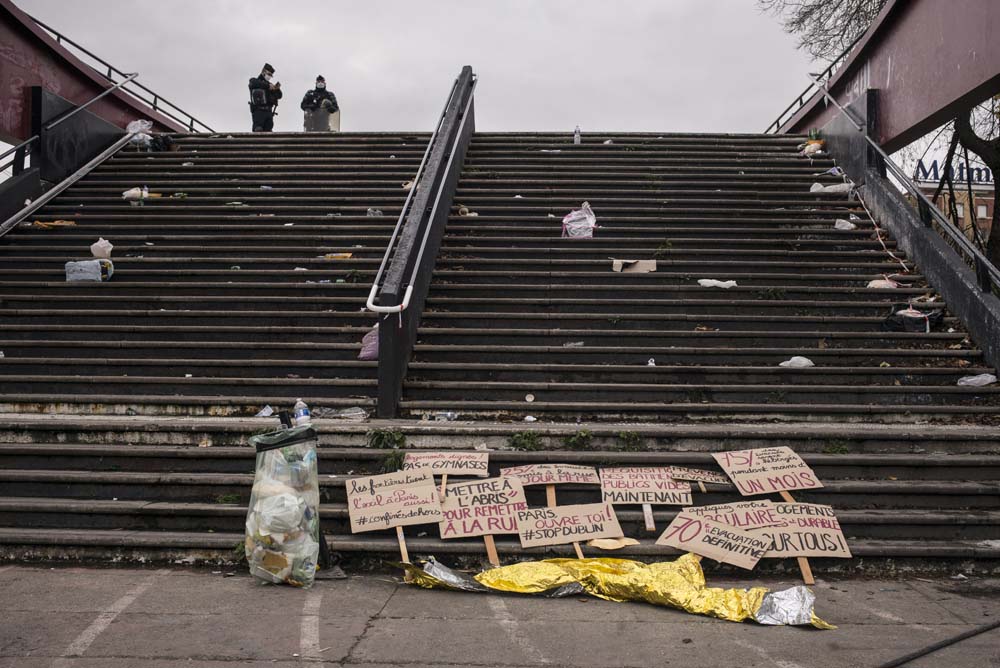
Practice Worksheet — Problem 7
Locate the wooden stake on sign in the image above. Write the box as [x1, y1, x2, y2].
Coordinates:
[642, 504, 656, 531]
[396, 525, 413, 582]
[483, 535, 500, 568]
[779, 490, 815, 585]
[697, 481, 707, 494]
[545, 484, 557, 507]
[439, 474, 448, 498]
[573, 541, 585, 559]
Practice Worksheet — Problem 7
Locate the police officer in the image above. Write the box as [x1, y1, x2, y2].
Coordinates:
[248, 63, 282, 132]
[300, 75, 340, 132]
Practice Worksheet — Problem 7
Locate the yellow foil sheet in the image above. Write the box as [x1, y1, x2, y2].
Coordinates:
[402, 553, 832, 628]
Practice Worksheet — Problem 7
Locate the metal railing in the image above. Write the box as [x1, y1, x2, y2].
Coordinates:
[764, 32, 866, 134]
[28, 14, 213, 133]
[807, 75, 1000, 293]
[365, 75, 465, 314]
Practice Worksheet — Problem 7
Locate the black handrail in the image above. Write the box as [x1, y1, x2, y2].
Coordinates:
[28, 14, 213, 133]
[764, 32, 866, 134]
[807, 75, 1000, 292]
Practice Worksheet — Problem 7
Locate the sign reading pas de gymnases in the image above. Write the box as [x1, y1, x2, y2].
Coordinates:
[402, 451, 490, 477]
[346, 470, 443, 533]
[712, 447, 823, 496]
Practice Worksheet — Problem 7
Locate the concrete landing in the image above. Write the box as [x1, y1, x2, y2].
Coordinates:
[0, 565, 997, 667]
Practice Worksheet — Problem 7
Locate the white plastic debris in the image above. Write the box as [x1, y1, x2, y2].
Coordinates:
[563, 341, 585, 348]
[65, 259, 113, 282]
[525, 394, 535, 403]
[779, 356, 815, 368]
[697, 279, 737, 289]
[867, 278, 900, 289]
[647, 358, 656, 367]
[801, 143, 824, 157]
[523, 416, 537, 422]
[810, 182, 853, 194]
[255, 405, 275, 417]
[366, 208, 383, 217]
[834, 219, 857, 231]
[126, 119, 153, 147]
[122, 186, 149, 205]
[603, 139, 614, 145]
[181, 161, 194, 166]
[358, 323, 379, 361]
[957, 373, 997, 387]
[561, 202, 597, 238]
[402, 181, 413, 191]
[89, 237, 113, 259]
[612, 259, 656, 273]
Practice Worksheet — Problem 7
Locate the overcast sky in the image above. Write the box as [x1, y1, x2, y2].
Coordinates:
[18, 0, 817, 134]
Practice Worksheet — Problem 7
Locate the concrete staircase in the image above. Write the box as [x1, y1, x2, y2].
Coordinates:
[403, 133, 999, 421]
[0, 132, 427, 415]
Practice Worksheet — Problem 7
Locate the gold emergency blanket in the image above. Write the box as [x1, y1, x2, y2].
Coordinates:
[402, 553, 832, 628]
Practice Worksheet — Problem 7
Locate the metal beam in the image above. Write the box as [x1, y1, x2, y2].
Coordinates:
[779, 0, 1000, 152]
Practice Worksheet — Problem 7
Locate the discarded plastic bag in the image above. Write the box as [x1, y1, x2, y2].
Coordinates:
[697, 279, 737, 289]
[867, 278, 900, 289]
[401, 554, 832, 628]
[561, 202, 597, 238]
[779, 356, 815, 368]
[358, 323, 379, 361]
[810, 182, 853, 194]
[245, 425, 320, 588]
[882, 305, 943, 333]
[834, 219, 856, 230]
[65, 259, 113, 282]
[90, 237, 113, 259]
[127, 119, 153, 148]
[612, 259, 656, 273]
[957, 373, 997, 387]
[801, 142, 824, 157]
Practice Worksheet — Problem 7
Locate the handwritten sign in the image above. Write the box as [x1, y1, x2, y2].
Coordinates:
[683, 500, 785, 530]
[668, 466, 730, 485]
[516, 503, 623, 548]
[346, 470, 443, 533]
[600, 467, 692, 505]
[500, 464, 600, 486]
[712, 447, 823, 496]
[747, 503, 851, 559]
[439, 477, 528, 539]
[402, 451, 490, 477]
[656, 511, 771, 570]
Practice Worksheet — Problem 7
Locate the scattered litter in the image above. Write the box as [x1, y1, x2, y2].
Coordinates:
[950, 573, 969, 580]
[457, 206, 478, 217]
[833, 219, 856, 230]
[957, 373, 997, 387]
[0, 352, 4, 358]
[867, 277, 900, 289]
[523, 416, 537, 422]
[879, 362, 892, 368]
[812, 166, 845, 177]
[547, 213, 556, 218]
[514, 194, 523, 199]
[90, 237, 113, 259]
[810, 182, 853, 194]
[402, 181, 414, 191]
[647, 358, 656, 367]
[294, 267, 309, 271]
[32, 219, 76, 228]
[358, 324, 379, 361]
[225, 201, 246, 207]
[144, 242, 154, 246]
[230, 266, 241, 271]
[255, 405, 275, 417]
[573, 125, 581, 144]
[540, 149, 562, 153]
[313, 406, 369, 421]
[122, 186, 149, 206]
[181, 161, 194, 166]
[126, 119, 153, 147]
[366, 208, 383, 217]
[65, 259, 113, 282]
[563, 341, 585, 348]
[697, 279, 737, 289]
[525, 394, 535, 403]
[779, 356, 815, 368]
[612, 259, 656, 273]
[322, 253, 353, 260]
[603, 139, 614, 145]
[800, 142, 824, 157]
[561, 201, 597, 238]
[284, 223, 295, 226]
[883, 306, 943, 333]
[432, 411, 459, 422]
[390, 154, 396, 159]
[587, 537, 639, 550]
[170, 192, 188, 199]
[260, 185, 273, 190]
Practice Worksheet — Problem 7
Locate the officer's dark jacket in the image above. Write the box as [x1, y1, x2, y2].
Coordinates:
[249, 75, 282, 110]
[300, 88, 339, 113]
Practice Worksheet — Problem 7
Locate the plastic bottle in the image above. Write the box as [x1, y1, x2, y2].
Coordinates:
[573, 126, 581, 145]
[293, 398, 311, 426]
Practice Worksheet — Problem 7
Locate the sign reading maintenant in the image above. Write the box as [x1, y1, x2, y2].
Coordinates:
[712, 447, 823, 496]
[656, 510, 771, 570]
[439, 476, 528, 538]
[346, 470, 443, 533]
[748, 503, 852, 559]
[500, 464, 600, 486]
[402, 451, 490, 477]
[600, 467, 692, 505]
[516, 503, 623, 548]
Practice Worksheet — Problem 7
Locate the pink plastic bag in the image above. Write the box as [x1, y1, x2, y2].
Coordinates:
[358, 324, 379, 361]
[561, 201, 597, 238]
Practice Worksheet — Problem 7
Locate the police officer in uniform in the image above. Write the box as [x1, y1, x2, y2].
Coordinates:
[300, 75, 340, 132]
[248, 63, 282, 132]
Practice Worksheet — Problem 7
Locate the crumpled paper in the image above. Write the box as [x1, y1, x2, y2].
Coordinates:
[399, 553, 832, 628]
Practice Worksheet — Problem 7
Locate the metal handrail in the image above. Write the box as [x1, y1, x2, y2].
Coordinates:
[0, 132, 136, 239]
[365, 75, 464, 314]
[764, 32, 866, 134]
[28, 14, 214, 133]
[806, 75, 1000, 291]
[0, 134, 38, 164]
[45, 72, 139, 131]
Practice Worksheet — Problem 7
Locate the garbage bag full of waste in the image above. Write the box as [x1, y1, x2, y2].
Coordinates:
[245, 425, 321, 588]
[126, 119, 154, 148]
[65, 259, 113, 282]
[90, 237, 113, 259]
[358, 323, 379, 361]
[561, 201, 597, 238]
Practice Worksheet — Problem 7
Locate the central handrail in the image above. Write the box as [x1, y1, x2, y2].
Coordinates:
[365, 74, 463, 314]
[806, 74, 1000, 292]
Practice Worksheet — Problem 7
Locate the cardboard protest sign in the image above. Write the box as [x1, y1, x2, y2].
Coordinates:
[747, 503, 851, 559]
[500, 464, 600, 486]
[439, 476, 528, 539]
[402, 451, 490, 477]
[683, 500, 785, 530]
[600, 467, 692, 505]
[712, 447, 823, 496]
[516, 503, 623, 548]
[668, 466, 731, 485]
[656, 511, 771, 570]
[346, 470, 443, 533]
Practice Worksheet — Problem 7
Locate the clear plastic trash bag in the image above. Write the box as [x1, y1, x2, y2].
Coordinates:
[562, 201, 597, 238]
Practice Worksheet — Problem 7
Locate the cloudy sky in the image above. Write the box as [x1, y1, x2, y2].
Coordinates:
[18, 0, 817, 134]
